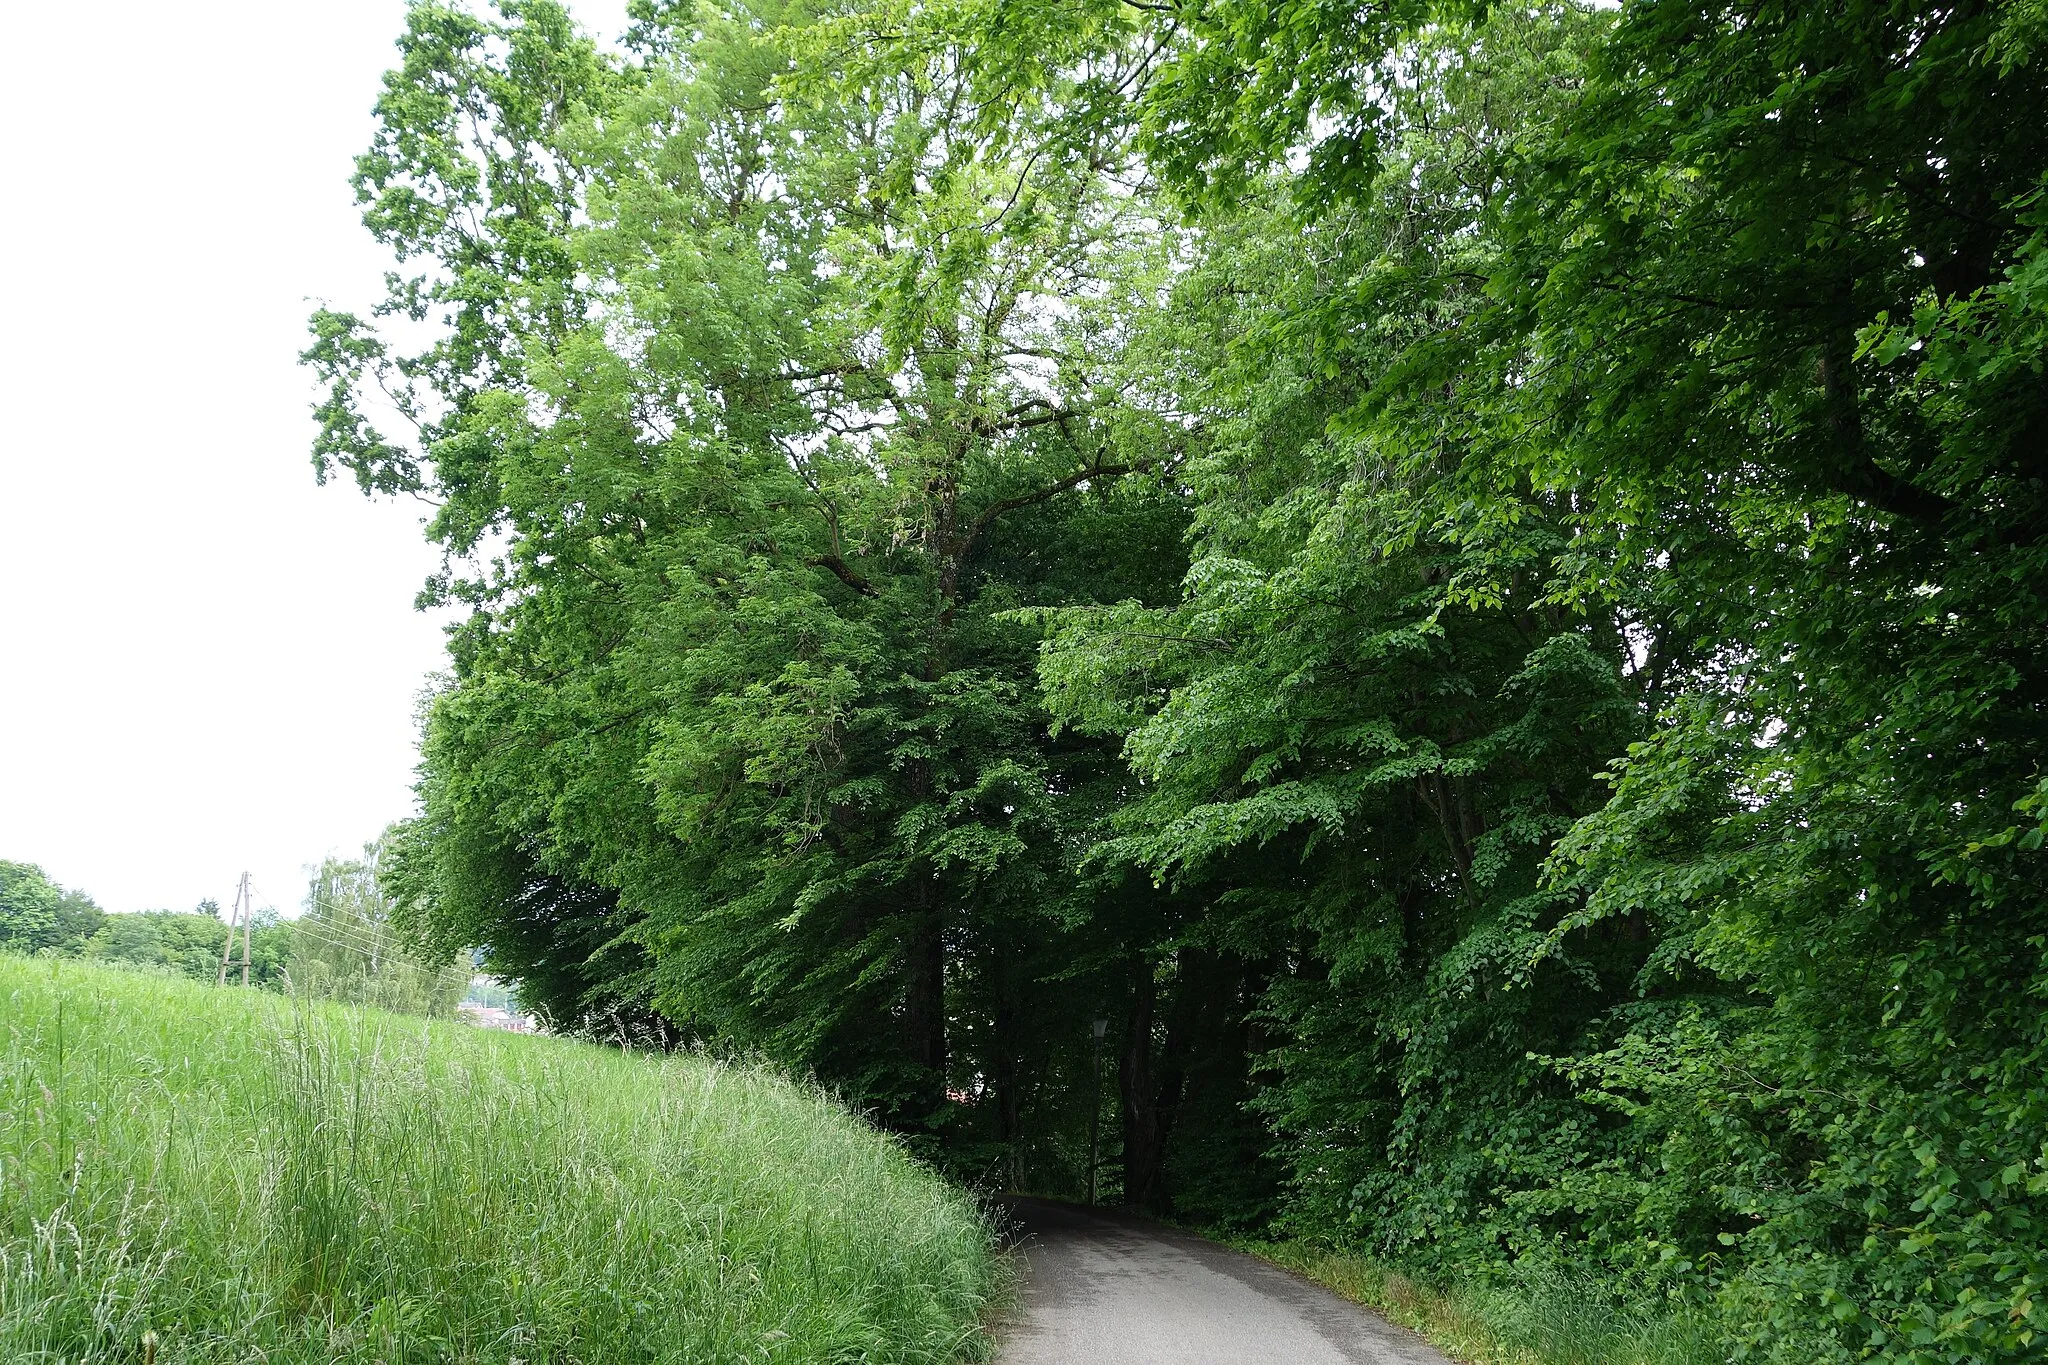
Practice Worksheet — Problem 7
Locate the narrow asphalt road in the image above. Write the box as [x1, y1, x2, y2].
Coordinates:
[995, 1200, 1453, 1365]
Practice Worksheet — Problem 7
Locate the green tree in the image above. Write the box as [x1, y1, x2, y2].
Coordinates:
[1036, 3, 1649, 1241]
[295, 840, 465, 1017]
[0, 861, 105, 954]
[84, 903, 291, 986]
[52, 889, 105, 949]
[320, 0, 1187, 1155]
[1102, 0, 2048, 1354]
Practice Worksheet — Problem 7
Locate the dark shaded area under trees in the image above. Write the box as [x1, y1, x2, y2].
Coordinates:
[312, 1, 2048, 1358]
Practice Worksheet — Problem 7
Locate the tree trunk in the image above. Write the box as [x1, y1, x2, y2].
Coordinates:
[992, 965, 1022, 1189]
[1119, 959, 1183, 1210]
[903, 879, 947, 1112]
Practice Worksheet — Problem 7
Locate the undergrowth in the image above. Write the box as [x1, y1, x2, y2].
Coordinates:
[0, 954, 1000, 1363]
[1242, 1240, 1726, 1365]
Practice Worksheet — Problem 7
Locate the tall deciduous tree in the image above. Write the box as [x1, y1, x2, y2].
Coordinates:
[316, 0, 1186, 1149]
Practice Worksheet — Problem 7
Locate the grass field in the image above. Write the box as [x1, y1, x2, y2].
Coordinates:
[0, 955, 1000, 1364]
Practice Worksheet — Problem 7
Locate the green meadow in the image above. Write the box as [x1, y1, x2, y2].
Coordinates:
[0, 956, 1000, 1363]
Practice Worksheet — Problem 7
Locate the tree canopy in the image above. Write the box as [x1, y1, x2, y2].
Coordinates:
[0, 861, 103, 955]
[313, 1, 2048, 1357]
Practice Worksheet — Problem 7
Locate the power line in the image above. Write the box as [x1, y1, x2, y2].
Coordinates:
[258, 906, 391, 957]
[247, 883, 397, 955]
[253, 881, 410, 939]
[287, 922, 387, 958]
[269, 921, 472, 997]
[246, 879, 471, 986]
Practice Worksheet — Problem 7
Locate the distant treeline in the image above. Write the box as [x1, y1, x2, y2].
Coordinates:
[0, 849, 463, 1017]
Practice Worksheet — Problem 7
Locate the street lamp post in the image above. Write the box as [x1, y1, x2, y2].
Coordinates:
[1088, 1016, 1108, 1205]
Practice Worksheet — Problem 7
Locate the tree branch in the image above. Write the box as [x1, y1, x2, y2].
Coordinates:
[810, 553, 880, 597]
[960, 458, 1147, 556]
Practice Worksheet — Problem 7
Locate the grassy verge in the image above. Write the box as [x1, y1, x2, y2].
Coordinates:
[0, 955, 1000, 1364]
[1238, 1240, 1723, 1365]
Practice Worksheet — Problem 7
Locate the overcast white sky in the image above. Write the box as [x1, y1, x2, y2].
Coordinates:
[0, 0, 630, 915]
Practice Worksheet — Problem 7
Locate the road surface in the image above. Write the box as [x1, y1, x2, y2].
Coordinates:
[995, 1200, 1453, 1365]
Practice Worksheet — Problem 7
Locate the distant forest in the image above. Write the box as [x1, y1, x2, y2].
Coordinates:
[0, 851, 464, 1017]
[308, 1, 2048, 1359]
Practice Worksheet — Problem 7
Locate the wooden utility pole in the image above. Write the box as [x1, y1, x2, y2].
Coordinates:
[240, 873, 254, 985]
[215, 872, 253, 986]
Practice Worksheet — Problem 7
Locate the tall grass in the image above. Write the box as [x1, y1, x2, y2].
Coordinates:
[1244, 1242, 1725, 1365]
[0, 955, 999, 1364]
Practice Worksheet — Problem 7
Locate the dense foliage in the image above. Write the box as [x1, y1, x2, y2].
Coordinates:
[1, 861, 111, 956]
[313, 1, 2048, 1358]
